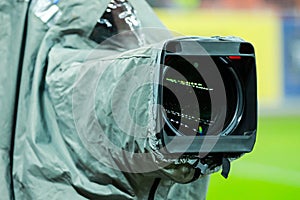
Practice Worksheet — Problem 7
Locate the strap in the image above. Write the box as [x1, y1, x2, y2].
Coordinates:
[221, 157, 231, 179]
[148, 178, 161, 200]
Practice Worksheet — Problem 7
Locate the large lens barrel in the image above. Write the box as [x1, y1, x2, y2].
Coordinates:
[162, 55, 242, 137]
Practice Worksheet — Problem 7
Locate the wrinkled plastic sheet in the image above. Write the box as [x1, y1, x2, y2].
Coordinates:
[4, 0, 210, 199]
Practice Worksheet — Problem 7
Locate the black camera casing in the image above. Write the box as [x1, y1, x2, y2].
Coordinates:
[157, 37, 257, 157]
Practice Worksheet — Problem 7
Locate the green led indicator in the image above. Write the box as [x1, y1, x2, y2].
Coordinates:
[198, 126, 203, 135]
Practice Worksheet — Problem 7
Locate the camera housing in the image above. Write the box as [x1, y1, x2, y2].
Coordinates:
[157, 37, 257, 157]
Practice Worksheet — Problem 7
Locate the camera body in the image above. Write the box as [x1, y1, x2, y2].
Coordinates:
[157, 37, 257, 157]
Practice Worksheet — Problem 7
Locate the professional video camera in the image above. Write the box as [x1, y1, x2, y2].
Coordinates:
[84, 0, 257, 178]
[152, 36, 257, 177]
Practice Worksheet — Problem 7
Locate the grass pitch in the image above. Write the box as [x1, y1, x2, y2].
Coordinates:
[207, 116, 300, 199]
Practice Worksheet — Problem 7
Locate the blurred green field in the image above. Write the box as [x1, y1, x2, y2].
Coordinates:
[207, 116, 300, 199]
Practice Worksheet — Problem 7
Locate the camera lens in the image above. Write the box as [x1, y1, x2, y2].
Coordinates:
[162, 55, 241, 136]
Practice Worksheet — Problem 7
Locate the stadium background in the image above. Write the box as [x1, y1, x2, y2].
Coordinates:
[146, 0, 300, 199]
